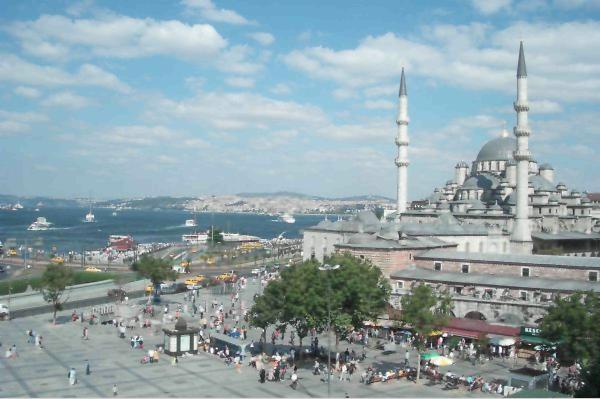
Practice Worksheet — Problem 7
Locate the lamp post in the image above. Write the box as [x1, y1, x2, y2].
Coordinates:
[318, 263, 340, 398]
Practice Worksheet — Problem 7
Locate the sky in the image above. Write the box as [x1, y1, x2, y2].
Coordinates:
[1, 0, 600, 200]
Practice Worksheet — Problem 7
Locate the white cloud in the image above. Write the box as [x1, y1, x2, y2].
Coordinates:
[183, 138, 211, 149]
[150, 91, 328, 131]
[7, 14, 227, 61]
[270, 83, 291, 95]
[216, 45, 263, 75]
[364, 85, 396, 98]
[0, 110, 48, 136]
[364, 99, 395, 110]
[225, 76, 255, 88]
[157, 155, 178, 164]
[529, 100, 563, 114]
[332, 88, 358, 100]
[248, 32, 275, 46]
[0, 54, 130, 92]
[181, 0, 251, 25]
[102, 125, 180, 146]
[14, 86, 41, 98]
[284, 21, 600, 102]
[470, 0, 512, 15]
[42, 91, 93, 109]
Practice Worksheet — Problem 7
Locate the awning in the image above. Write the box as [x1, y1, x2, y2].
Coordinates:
[519, 334, 555, 345]
[489, 335, 516, 346]
[441, 327, 479, 339]
[421, 351, 441, 360]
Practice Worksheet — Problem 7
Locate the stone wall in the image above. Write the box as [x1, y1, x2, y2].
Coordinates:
[414, 257, 597, 281]
[334, 247, 416, 277]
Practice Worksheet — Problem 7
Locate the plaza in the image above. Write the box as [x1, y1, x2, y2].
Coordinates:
[1, 278, 535, 398]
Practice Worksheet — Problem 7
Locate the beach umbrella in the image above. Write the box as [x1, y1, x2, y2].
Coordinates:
[420, 351, 441, 360]
[429, 356, 454, 367]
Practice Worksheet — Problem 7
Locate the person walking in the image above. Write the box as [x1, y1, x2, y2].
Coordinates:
[68, 367, 77, 385]
[112, 384, 118, 396]
[85, 360, 91, 375]
[290, 371, 298, 390]
[404, 349, 410, 366]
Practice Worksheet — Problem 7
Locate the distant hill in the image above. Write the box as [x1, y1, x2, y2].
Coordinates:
[236, 191, 393, 202]
[0, 194, 81, 208]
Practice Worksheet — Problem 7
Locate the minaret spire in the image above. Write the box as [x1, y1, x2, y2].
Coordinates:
[511, 41, 533, 253]
[395, 67, 409, 216]
[517, 41, 527, 78]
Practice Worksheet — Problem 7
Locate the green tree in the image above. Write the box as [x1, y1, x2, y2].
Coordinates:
[131, 255, 176, 291]
[541, 291, 600, 366]
[249, 281, 284, 352]
[399, 283, 453, 383]
[324, 254, 392, 348]
[576, 358, 600, 397]
[39, 264, 74, 324]
[374, 207, 385, 220]
[206, 226, 224, 245]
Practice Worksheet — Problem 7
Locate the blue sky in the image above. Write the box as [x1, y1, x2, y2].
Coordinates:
[1, 0, 599, 200]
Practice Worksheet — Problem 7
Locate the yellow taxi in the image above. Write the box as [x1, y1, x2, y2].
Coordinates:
[84, 266, 102, 273]
[51, 256, 65, 264]
[8, 248, 18, 257]
[184, 275, 205, 286]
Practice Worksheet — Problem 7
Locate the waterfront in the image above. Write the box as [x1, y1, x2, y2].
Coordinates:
[0, 208, 323, 252]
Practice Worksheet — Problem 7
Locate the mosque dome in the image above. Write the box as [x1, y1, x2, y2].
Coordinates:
[462, 174, 499, 190]
[529, 175, 556, 192]
[347, 233, 377, 245]
[475, 137, 517, 162]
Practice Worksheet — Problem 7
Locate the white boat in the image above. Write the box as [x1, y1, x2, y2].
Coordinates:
[223, 233, 260, 242]
[185, 219, 197, 227]
[34, 208, 40, 212]
[12, 202, 23, 211]
[83, 202, 95, 223]
[112, 211, 118, 217]
[279, 213, 296, 224]
[182, 232, 208, 244]
[28, 217, 52, 231]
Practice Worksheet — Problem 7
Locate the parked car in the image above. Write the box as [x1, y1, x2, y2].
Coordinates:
[251, 268, 261, 276]
[85, 266, 102, 273]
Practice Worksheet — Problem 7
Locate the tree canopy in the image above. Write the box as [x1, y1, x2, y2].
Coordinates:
[248, 254, 390, 352]
[206, 226, 224, 245]
[39, 264, 74, 324]
[131, 255, 176, 286]
[399, 283, 453, 383]
[541, 291, 600, 366]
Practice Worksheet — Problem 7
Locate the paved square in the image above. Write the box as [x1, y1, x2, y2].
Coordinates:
[1, 280, 523, 397]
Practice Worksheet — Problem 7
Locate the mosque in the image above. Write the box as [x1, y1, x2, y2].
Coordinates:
[302, 42, 600, 325]
[304, 42, 599, 263]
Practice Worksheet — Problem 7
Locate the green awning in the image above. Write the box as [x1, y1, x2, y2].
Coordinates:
[519, 334, 554, 345]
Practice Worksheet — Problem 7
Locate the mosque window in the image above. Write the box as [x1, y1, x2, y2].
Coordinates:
[434, 262, 442, 271]
[521, 267, 530, 277]
[589, 271, 598, 282]
[461, 264, 470, 274]
[396, 281, 404, 289]
[520, 291, 529, 301]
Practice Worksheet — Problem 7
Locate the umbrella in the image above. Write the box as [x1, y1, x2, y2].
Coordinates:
[420, 351, 441, 360]
[429, 356, 454, 367]
[489, 336, 516, 346]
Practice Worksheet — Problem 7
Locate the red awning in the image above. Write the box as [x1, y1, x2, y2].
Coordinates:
[442, 318, 519, 338]
[442, 327, 480, 339]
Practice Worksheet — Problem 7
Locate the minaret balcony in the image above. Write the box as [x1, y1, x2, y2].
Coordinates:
[513, 127, 531, 137]
[395, 138, 409, 146]
[395, 159, 410, 167]
[513, 150, 531, 161]
[396, 119, 409, 126]
[513, 102, 530, 112]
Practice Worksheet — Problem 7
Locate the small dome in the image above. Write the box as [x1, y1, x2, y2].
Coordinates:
[549, 194, 560, 203]
[456, 161, 468, 168]
[490, 202, 502, 210]
[504, 192, 517, 205]
[529, 175, 556, 192]
[539, 163, 553, 170]
[557, 182, 566, 188]
[347, 233, 377, 245]
[462, 174, 499, 190]
[175, 317, 188, 331]
[582, 197, 591, 204]
[475, 137, 517, 162]
[377, 225, 399, 241]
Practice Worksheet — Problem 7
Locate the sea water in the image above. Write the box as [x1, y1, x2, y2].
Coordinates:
[0, 208, 323, 252]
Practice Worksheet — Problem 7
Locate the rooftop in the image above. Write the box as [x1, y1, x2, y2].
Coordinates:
[391, 266, 600, 292]
[416, 248, 600, 269]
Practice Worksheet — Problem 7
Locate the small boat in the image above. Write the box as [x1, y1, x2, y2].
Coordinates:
[12, 202, 23, 211]
[112, 211, 118, 217]
[34, 208, 40, 212]
[185, 219, 197, 227]
[278, 212, 296, 224]
[28, 217, 52, 231]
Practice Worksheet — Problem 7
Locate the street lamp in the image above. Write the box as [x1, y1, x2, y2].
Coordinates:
[318, 263, 340, 398]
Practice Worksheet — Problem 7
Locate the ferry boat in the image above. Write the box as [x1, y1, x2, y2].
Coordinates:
[279, 212, 296, 224]
[83, 203, 95, 223]
[28, 217, 52, 231]
[182, 232, 208, 244]
[12, 202, 24, 211]
[223, 233, 260, 242]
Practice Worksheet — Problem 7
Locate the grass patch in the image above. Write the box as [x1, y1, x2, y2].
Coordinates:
[0, 271, 139, 296]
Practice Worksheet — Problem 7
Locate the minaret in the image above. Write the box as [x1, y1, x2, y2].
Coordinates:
[395, 68, 409, 215]
[510, 41, 533, 253]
